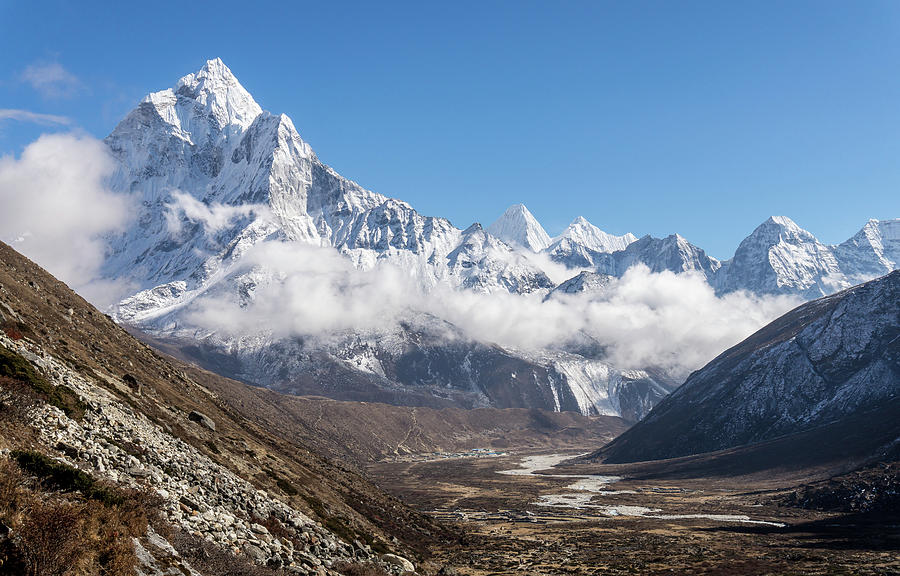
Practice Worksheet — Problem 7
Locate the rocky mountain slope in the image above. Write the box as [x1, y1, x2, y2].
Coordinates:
[596, 270, 900, 464]
[99, 58, 897, 422]
[0, 240, 453, 575]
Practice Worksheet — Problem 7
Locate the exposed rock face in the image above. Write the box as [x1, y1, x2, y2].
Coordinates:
[599, 270, 900, 464]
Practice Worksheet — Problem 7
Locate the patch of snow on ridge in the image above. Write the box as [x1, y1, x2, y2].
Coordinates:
[550, 359, 617, 416]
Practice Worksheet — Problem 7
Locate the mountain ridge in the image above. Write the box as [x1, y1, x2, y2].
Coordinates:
[98, 58, 898, 421]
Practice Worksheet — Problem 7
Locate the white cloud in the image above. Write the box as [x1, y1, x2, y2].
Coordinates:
[184, 242, 414, 337]
[164, 191, 271, 237]
[426, 265, 799, 379]
[181, 241, 801, 381]
[0, 109, 71, 126]
[567, 267, 799, 378]
[20, 62, 83, 99]
[0, 133, 136, 306]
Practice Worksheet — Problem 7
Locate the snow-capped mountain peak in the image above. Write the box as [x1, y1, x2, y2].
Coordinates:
[846, 219, 900, 256]
[97, 58, 898, 428]
[768, 215, 796, 227]
[487, 203, 552, 252]
[556, 216, 637, 253]
[171, 58, 262, 132]
[716, 215, 847, 298]
[105, 59, 561, 300]
[447, 221, 554, 293]
[598, 233, 721, 282]
[757, 215, 818, 243]
[834, 218, 900, 283]
[543, 216, 636, 268]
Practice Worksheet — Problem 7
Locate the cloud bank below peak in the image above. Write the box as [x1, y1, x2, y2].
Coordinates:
[0, 133, 136, 306]
[180, 240, 801, 382]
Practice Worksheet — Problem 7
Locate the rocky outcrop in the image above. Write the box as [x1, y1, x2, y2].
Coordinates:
[188, 410, 216, 431]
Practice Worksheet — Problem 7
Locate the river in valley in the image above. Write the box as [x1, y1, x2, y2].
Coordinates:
[499, 453, 787, 527]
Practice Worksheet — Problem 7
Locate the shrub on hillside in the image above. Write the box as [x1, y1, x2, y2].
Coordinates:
[0, 452, 162, 576]
[0, 345, 86, 419]
[16, 499, 83, 576]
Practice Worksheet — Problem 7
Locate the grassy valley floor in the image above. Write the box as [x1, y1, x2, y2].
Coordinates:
[369, 450, 900, 575]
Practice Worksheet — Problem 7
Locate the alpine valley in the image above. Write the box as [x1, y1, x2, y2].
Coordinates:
[100, 59, 899, 422]
[1, 56, 899, 576]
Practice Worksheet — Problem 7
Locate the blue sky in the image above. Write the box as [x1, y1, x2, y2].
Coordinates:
[1, 0, 898, 258]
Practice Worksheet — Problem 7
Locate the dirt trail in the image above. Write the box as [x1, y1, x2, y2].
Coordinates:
[393, 407, 418, 455]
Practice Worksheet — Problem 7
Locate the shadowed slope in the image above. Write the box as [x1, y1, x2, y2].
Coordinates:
[595, 270, 900, 465]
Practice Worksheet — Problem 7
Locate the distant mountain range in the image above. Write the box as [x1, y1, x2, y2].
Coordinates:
[99, 59, 899, 420]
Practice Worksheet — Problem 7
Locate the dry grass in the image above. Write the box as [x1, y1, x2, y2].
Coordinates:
[0, 345, 86, 420]
[0, 458, 24, 519]
[0, 453, 161, 576]
[17, 499, 84, 576]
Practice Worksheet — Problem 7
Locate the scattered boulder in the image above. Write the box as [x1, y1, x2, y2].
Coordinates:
[382, 553, 415, 572]
[250, 522, 269, 535]
[188, 410, 216, 431]
[243, 543, 268, 563]
[127, 466, 151, 478]
[122, 373, 142, 394]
